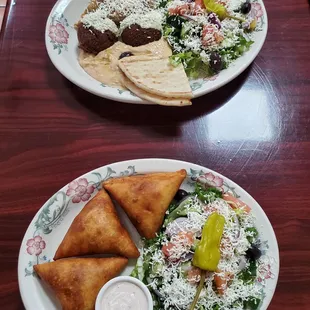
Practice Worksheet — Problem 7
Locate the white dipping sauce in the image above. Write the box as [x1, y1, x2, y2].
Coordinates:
[101, 281, 149, 310]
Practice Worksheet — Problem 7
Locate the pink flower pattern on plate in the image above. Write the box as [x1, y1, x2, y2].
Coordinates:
[66, 178, 95, 203]
[26, 236, 46, 256]
[49, 23, 69, 44]
[258, 263, 272, 282]
[252, 3, 264, 19]
[198, 172, 224, 191]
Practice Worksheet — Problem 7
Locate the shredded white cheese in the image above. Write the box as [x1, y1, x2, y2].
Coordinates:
[98, 0, 154, 20]
[226, 0, 246, 13]
[140, 193, 273, 310]
[81, 9, 119, 34]
[119, 10, 163, 33]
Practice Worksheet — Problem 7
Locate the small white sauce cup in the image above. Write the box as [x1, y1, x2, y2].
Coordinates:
[95, 276, 153, 310]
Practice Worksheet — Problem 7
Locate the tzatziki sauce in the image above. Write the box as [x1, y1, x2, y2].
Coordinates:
[101, 281, 149, 310]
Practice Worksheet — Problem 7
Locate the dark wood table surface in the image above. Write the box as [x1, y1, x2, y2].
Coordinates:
[1, 0, 310, 309]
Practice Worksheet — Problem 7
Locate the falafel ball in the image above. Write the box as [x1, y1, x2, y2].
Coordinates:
[77, 23, 118, 55]
[121, 24, 162, 47]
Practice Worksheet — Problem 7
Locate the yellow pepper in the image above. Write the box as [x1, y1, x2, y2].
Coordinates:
[189, 213, 225, 310]
[193, 212, 225, 271]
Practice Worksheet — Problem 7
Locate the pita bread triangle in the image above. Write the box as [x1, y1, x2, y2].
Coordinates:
[121, 72, 192, 106]
[103, 170, 187, 239]
[118, 56, 193, 99]
[54, 189, 139, 260]
[34, 257, 128, 310]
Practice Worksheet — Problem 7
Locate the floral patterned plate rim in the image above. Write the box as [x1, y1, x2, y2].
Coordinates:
[45, 0, 268, 105]
[18, 158, 279, 309]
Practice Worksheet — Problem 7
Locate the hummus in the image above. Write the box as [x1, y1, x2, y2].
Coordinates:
[78, 38, 172, 89]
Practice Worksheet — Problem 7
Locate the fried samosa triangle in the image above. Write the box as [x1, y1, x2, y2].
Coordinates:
[54, 189, 139, 260]
[103, 169, 187, 239]
[34, 257, 128, 310]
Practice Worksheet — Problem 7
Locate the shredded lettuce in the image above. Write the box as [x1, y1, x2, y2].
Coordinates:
[165, 15, 188, 40]
[194, 183, 222, 203]
[170, 52, 212, 79]
[220, 35, 254, 67]
[168, 202, 178, 213]
[245, 227, 259, 244]
[244, 297, 261, 310]
[238, 260, 257, 284]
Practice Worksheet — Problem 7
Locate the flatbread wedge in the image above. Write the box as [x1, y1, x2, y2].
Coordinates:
[34, 257, 127, 310]
[103, 170, 187, 239]
[54, 189, 139, 260]
[121, 73, 192, 106]
[118, 56, 193, 99]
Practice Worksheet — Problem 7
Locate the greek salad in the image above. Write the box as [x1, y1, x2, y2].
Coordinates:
[131, 178, 273, 310]
[157, 0, 260, 78]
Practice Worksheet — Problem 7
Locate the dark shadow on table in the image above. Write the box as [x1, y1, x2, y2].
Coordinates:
[47, 62, 251, 136]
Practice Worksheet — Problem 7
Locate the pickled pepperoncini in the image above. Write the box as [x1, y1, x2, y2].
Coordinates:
[193, 212, 225, 271]
[190, 213, 225, 310]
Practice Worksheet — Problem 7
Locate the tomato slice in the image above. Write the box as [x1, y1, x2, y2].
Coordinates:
[214, 269, 233, 295]
[162, 232, 195, 258]
[222, 194, 251, 213]
[195, 0, 205, 9]
[162, 242, 175, 257]
[187, 266, 201, 284]
[178, 231, 194, 244]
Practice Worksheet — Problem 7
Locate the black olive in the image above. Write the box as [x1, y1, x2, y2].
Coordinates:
[174, 189, 189, 202]
[207, 13, 221, 30]
[209, 52, 223, 73]
[246, 244, 262, 261]
[241, 1, 252, 14]
[119, 51, 134, 59]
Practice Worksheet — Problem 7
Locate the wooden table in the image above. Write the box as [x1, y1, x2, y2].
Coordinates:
[1, 0, 310, 309]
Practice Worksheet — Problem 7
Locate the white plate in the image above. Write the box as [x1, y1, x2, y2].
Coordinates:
[18, 159, 279, 310]
[45, 0, 268, 104]
[18, 158, 279, 309]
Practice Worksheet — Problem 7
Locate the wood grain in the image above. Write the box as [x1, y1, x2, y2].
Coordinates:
[1, 0, 310, 309]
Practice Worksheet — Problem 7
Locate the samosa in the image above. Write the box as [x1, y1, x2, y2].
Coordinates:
[54, 189, 139, 260]
[103, 169, 187, 239]
[34, 257, 127, 310]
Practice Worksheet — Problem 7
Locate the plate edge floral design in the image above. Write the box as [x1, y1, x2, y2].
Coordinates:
[48, 13, 70, 55]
